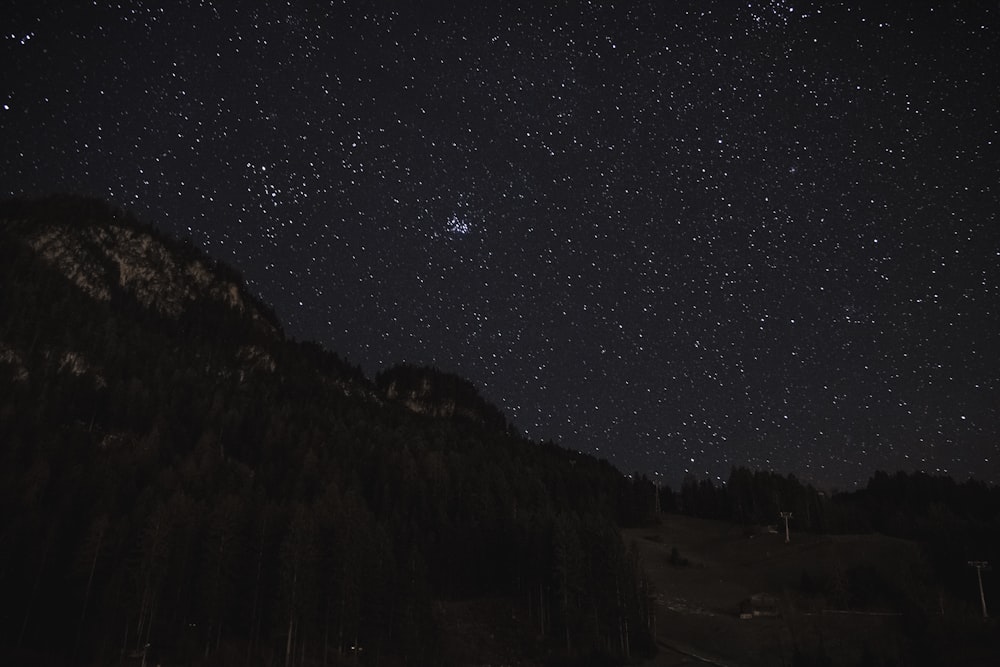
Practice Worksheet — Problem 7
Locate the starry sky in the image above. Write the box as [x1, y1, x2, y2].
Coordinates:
[3, 1, 999, 489]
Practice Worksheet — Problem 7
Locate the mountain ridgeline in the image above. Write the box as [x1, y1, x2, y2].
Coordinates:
[0, 196, 660, 666]
[375, 363, 512, 433]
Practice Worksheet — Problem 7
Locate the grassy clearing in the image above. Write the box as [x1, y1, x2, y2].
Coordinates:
[627, 514, 995, 667]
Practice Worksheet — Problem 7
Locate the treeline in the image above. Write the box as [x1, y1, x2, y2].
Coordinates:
[0, 198, 655, 666]
[657, 467, 1000, 538]
[839, 470, 1000, 603]
[664, 468, 830, 532]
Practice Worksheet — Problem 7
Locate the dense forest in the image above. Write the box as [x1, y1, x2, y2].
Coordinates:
[0, 196, 658, 666]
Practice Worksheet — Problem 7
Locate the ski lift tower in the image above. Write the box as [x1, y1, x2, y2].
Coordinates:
[779, 512, 793, 544]
[968, 561, 989, 618]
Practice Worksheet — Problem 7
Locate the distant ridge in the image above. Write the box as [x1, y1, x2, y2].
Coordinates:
[1, 194, 283, 334]
[1, 195, 518, 429]
[376, 363, 510, 432]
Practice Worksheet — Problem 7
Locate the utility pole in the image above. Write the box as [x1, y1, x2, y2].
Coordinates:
[967, 561, 989, 618]
[653, 473, 661, 515]
[779, 512, 793, 544]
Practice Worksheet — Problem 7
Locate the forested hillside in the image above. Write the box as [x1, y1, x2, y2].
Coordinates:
[0, 196, 657, 666]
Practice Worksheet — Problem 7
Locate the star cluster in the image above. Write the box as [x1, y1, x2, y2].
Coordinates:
[4, 1, 998, 488]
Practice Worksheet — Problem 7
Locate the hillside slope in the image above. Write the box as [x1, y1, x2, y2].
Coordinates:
[628, 514, 998, 667]
[0, 196, 657, 667]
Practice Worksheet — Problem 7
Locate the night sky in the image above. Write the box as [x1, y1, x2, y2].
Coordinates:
[3, 1, 998, 489]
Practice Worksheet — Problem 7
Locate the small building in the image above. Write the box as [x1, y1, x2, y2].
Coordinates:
[739, 594, 780, 619]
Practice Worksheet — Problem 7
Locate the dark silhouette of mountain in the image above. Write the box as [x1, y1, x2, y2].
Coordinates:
[0, 195, 657, 667]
